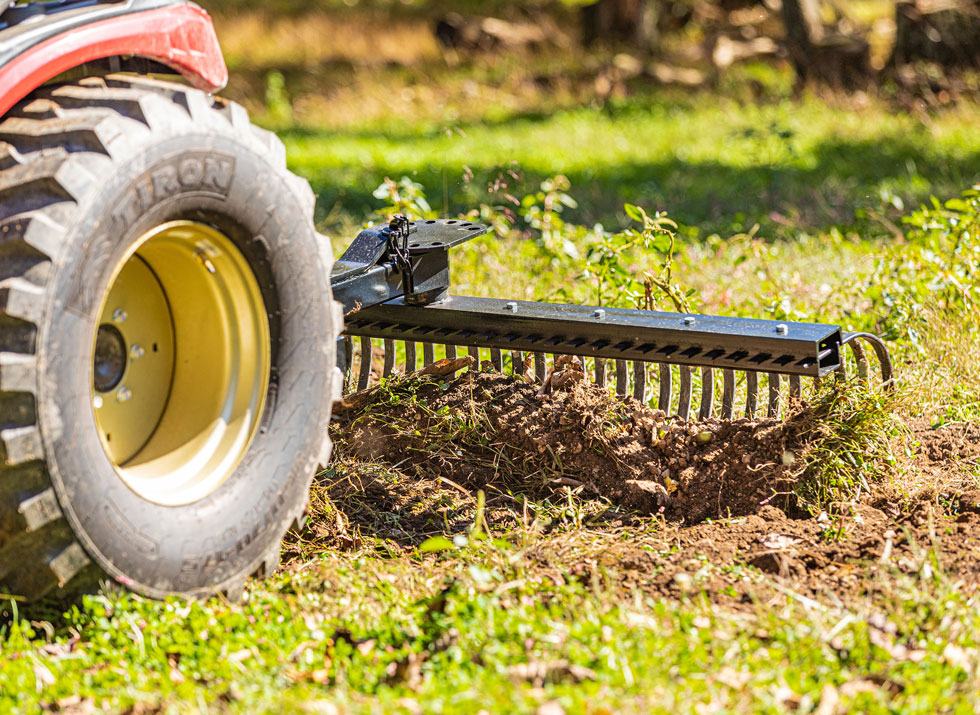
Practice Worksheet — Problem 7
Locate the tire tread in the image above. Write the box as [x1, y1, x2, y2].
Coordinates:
[0, 75, 335, 601]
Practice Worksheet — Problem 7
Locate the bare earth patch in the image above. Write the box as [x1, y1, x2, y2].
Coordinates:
[310, 371, 980, 609]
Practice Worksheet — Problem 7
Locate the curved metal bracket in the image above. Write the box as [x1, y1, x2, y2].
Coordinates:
[842, 332, 894, 387]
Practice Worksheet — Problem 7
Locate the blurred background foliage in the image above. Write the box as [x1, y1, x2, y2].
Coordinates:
[196, 0, 980, 241]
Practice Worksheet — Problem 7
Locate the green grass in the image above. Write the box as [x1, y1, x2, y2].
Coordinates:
[280, 93, 980, 239]
[4, 544, 980, 713]
[5, 11, 980, 712]
[792, 383, 904, 514]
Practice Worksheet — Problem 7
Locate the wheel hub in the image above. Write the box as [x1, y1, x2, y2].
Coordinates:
[92, 220, 271, 506]
[93, 324, 127, 393]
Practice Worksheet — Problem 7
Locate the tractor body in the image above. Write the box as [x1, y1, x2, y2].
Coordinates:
[1, 0, 226, 115]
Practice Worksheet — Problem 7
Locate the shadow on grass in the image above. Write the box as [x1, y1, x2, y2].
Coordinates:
[288, 129, 980, 237]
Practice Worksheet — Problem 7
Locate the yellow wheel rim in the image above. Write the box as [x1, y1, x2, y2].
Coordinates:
[92, 220, 271, 506]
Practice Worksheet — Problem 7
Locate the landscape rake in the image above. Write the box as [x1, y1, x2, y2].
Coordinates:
[336, 216, 893, 420]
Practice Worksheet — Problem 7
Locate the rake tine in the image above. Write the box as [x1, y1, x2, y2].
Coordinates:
[534, 353, 546, 382]
[721, 369, 735, 419]
[768, 373, 780, 418]
[633, 361, 647, 401]
[745, 371, 758, 418]
[357, 336, 372, 391]
[511, 351, 524, 377]
[343, 336, 353, 391]
[383, 339, 395, 377]
[595, 358, 607, 388]
[848, 340, 869, 381]
[658, 364, 672, 413]
[789, 375, 802, 403]
[678, 366, 693, 420]
[699, 366, 714, 420]
[445, 343, 458, 379]
[468, 346, 480, 372]
[423, 342, 435, 367]
[405, 341, 417, 373]
[490, 348, 503, 372]
[615, 360, 628, 397]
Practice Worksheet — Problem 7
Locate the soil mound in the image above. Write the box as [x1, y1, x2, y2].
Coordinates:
[333, 371, 813, 522]
[315, 372, 980, 607]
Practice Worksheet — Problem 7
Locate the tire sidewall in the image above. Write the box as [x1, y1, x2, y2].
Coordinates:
[38, 128, 333, 597]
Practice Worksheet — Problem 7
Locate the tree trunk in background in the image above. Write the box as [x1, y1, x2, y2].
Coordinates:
[780, 0, 870, 86]
[581, 0, 661, 50]
[781, 0, 824, 56]
[891, 0, 980, 69]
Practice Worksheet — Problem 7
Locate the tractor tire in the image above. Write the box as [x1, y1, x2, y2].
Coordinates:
[0, 75, 341, 601]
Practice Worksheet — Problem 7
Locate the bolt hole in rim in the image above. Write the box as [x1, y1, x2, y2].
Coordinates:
[91, 221, 271, 506]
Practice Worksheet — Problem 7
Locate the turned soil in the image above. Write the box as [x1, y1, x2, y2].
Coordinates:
[314, 371, 980, 608]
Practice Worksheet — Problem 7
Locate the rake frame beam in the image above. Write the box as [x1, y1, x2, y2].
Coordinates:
[344, 296, 845, 378]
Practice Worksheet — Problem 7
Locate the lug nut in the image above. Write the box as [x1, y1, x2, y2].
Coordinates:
[93, 395, 103, 409]
[130, 344, 144, 360]
[195, 248, 216, 274]
[112, 308, 127, 323]
[116, 386, 132, 403]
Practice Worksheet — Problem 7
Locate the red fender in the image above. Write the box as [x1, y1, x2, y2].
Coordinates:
[0, 4, 228, 116]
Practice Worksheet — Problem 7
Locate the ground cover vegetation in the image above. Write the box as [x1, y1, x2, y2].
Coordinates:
[3, 1, 980, 712]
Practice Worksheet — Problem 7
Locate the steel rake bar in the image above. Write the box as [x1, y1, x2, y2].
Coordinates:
[342, 297, 893, 421]
[346, 296, 846, 376]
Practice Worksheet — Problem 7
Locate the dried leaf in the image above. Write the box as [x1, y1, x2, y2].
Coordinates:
[507, 659, 596, 687]
[227, 648, 252, 664]
[521, 355, 536, 383]
[536, 702, 565, 715]
[715, 666, 750, 689]
[760, 533, 803, 550]
[386, 652, 426, 690]
[332, 391, 374, 415]
[288, 640, 317, 663]
[55, 696, 95, 715]
[167, 654, 184, 685]
[838, 679, 879, 698]
[299, 700, 339, 715]
[33, 663, 55, 692]
[943, 643, 972, 671]
[813, 683, 839, 715]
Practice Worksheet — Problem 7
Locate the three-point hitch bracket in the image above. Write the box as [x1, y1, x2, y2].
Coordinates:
[331, 215, 488, 375]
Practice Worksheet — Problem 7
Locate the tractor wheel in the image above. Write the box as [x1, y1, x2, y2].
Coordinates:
[0, 76, 341, 601]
